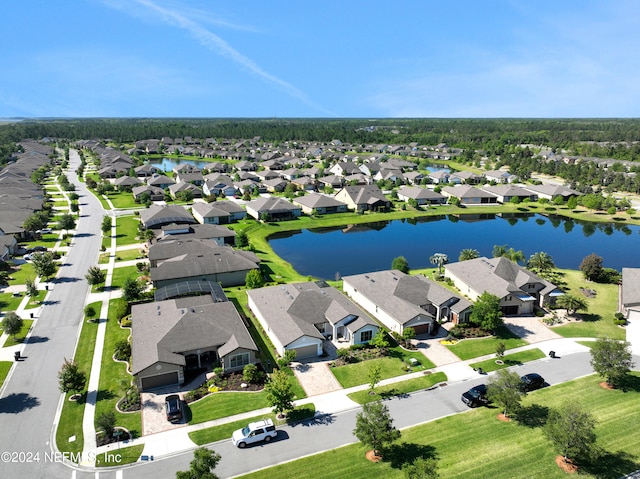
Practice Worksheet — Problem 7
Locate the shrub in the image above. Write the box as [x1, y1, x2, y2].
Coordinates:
[114, 340, 131, 362]
[242, 363, 264, 383]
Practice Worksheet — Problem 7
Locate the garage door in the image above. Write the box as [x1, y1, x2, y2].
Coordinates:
[411, 323, 431, 335]
[141, 372, 179, 391]
[291, 345, 318, 360]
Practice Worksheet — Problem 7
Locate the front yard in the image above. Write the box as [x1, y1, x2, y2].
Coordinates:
[445, 326, 528, 361]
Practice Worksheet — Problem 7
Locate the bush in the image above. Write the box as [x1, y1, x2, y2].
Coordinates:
[119, 317, 132, 328]
[111, 298, 129, 321]
[114, 340, 131, 362]
[242, 363, 264, 383]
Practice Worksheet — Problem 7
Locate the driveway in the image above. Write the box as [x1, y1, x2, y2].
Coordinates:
[291, 357, 342, 397]
[503, 315, 562, 343]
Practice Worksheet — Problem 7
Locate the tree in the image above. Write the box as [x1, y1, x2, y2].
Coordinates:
[96, 411, 116, 440]
[265, 369, 295, 417]
[58, 358, 87, 396]
[590, 337, 634, 388]
[101, 215, 112, 234]
[85, 265, 106, 286]
[495, 341, 506, 360]
[22, 211, 49, 233]
[57, 214, 76, 235]
[403, 457, 439, 479]
[25, 277, 39, 299]
[84, 304, 97, 321]
[391, 256, 410, 274]
[245, 269, 265, 289]
[139, 228, 156, 244]
[277, 349, 297, 369]
[469, 292, 503, 331]
[31, 251, 57, 280]
[458, 248, 480, 261]
[555, 294, 588, 317]
[353, 401, 401, 457]
[367, 363, 382, 393]
[370, 329, 390, 349]
[492, 244, 525, 264]
[122, 276, 144, 302]
[544, 403, 597, 464]
[1, 312, 23, 340]
[579, 253, 603, 281]
[486, 369, 525, 417]
[527, 251, 555, 273]
[235, 230, 249, 248]
[176, 447, 221, 479]
[429, 253, 448, 276]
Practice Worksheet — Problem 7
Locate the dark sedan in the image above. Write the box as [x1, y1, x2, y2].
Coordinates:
[461, 384, 489, 407]
[521, 373, 545, 391]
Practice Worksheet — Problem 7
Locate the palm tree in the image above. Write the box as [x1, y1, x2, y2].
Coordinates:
[492, 244, 525, 264]
[492, 244, 508, 258]
[556, 294, 588, 316]
[528, 251, 555, 273]
[430, 253, 448, 276]
[459, 248, 480, 261]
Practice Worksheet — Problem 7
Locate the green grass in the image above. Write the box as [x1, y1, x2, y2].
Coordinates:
[552, 269, 623, 340]
[110, 265, 141, 289]
[189, 404, 316, 446]
[331, 349, 435, 389]
[7, 262, 36, 286]
[188, 391, 271, 425]
[115, 215, 141, 246]
[105, 191, 139, 209]
[94, 299, 140, 438]
[0, 361, 12, 388]
[24, 290, 47, 309]
[446, 326, 528, 361]
[0, 292, 24, 312]
[95, 445, 144, 467]
[241, 373, 640, 479]
[469, 348, 546, 373]
[348, 371, 447, 404]
[113, 248, 146, 263]
[2, 320, 33, 347]
[55, 311, 100, 457]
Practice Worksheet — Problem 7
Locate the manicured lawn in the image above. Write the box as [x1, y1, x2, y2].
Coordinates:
[0, 361, 12, 388]
[242, 373, 640, 479]
[113, 248, 146, 262]
[110, 265, 141, 290]
[94, 299, 140, 438]
[0, 292, 24, 312]
[188, 391, 271, 425]
[446, 326, 528, 361]
[2, 320, 33, 347]
[347, 371, 447, 404]
[105, 191, 139, 209]
[189, 404, 316, 446]
[552, 269, 623, 340]
[24, 290, 47, 309]
[469, 348, 546, 373]
[115, 215, 141, 246]
[55, 312, 99, 457]
[96, 445, 144, 467]
[331, 348, 436, 389]
[7, 262, 36, 285]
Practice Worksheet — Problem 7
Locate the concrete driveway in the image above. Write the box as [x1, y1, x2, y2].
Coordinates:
[141, 391, 188, 435]
[503, 315, 562, 343]
[291, 359, 343, 397]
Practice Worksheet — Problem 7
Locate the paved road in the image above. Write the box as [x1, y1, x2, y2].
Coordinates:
[0, 150, 104, 478]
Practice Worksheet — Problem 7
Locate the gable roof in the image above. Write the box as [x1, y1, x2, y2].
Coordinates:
[293, 193, 346, 209]
[140, 204, 196, 228]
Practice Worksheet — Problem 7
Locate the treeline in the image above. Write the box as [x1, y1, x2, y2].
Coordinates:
[3, 117, 640, 166]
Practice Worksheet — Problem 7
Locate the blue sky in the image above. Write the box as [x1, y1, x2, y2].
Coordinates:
[2, 0, 639, 118]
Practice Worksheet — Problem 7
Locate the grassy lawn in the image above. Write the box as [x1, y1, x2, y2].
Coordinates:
[105, 191, 139, 209]
[0, 361, 12, 388]
[347, 371, 447, 405]
[115, 215, 141, 246]
[446, 326, 528, 361]
[189, 404, 316, 446]
[110, 265, 141, 290]
[7, 262, 36, 286]
[552, 269, 623, 340]
[188, 391, 271, 425]
[96, 445, 144, 467]
[24, 290, 47, 309]
[242, 373, 640, 479]
[469, 348, 546, 373]
[94, 299, 140, 438]
[0, 292, 24, 312]
[331, 347, 436, 389]
[114, 248, 146, 262]
[2, 320, 33, 347]
[55, 310, 100, 456]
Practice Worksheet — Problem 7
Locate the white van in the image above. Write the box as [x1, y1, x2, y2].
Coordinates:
[232, 419, 277, 448]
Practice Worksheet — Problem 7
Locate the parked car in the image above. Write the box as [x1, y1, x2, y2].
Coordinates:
[31, 246, 47, 252]
[232, 419, 277, 448]
[521, 373, 545, 391]
[165, 394, 182, 423]
[37, 228, 53, 234]
[461, 384, 489, 407]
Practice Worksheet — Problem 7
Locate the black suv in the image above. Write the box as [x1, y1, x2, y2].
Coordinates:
[165, 394, 182, 423]
[461, 384, 488, 407]
[520, 373, 545, 391]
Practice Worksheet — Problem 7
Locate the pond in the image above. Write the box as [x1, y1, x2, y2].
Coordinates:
[150, 157, 216, 172]
[269, 213, 640, 280]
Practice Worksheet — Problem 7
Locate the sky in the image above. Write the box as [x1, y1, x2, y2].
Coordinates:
[1, 0, 639, 118]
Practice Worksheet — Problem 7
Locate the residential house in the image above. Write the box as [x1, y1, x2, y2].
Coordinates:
[621, 268, 640, 355]
[245, 197, 302, 221]
[262, 177, 289, 193]
[131, 295, 258, 390]
[397, 186, 446, 205]
[114, 175, 142, 191]
[132, 185, 165, 202]
[521, 184, 581, 201]
[329, 161, 360, 177]
[334, 185, 391, 212]
[483, 170, 517, 183]
[441, 185, 498, 206]
[403, 171, 426, 185]
[176, 172, 205, 186]
[343, 270, 472, 334]
[134, 164, 161, 178]
[293, 193, 348, 215]
[247, 282, 380, 359]
[149, 239, 260, 288]
[168, 181, 203, 200]
[191, 201, 246, 225]
[444, 257, 562, 315]
[450, 170, 482, 184]
[140, 204, 196, 229]
[483, 185, 538, 203]
[147, 174, 176, 189]
[427, 170, 453, 184]
[155, 223, 236, 246]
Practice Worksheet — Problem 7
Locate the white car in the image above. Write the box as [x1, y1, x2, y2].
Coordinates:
[232, 419, 277, 448]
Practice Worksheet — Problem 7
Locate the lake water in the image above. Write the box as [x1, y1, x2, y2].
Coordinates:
[269, 213, 640, 280]
[150, 157, 215, 172]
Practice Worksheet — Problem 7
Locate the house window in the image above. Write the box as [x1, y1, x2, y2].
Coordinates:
[361, 330, 373, 342]
[229, 352, 250, 369]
